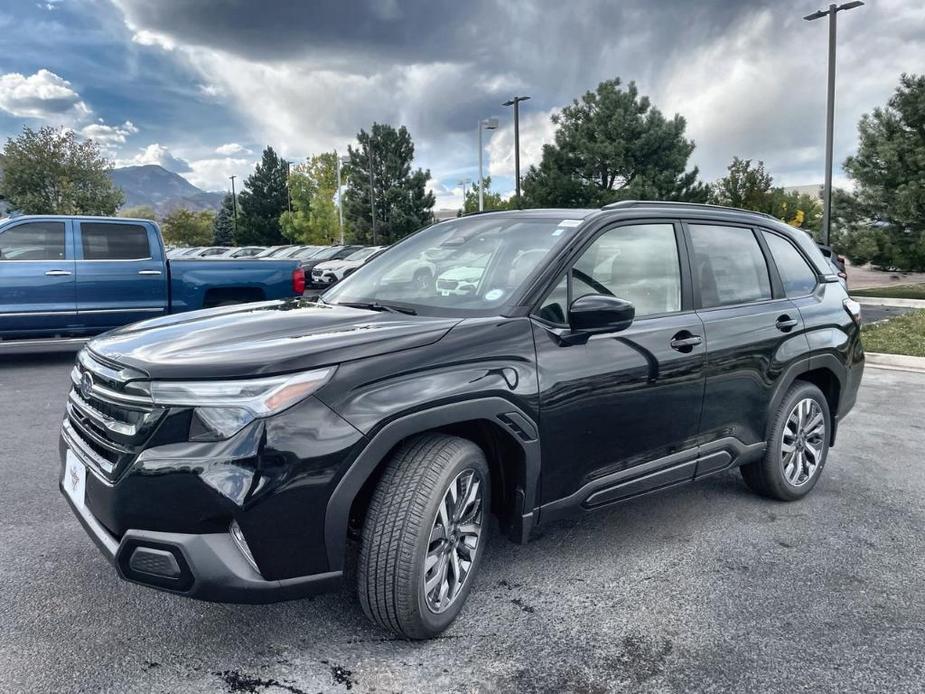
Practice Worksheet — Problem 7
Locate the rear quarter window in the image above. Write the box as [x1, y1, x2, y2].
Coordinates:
[762, 231, 818, 297]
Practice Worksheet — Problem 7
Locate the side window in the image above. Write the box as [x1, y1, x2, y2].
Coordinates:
[80, 223, 151, 260]
[762, 231, 818, 297]
[537, 275, 568, 325]
[0, 221, 66, 261]
[688, 224, 771, 308]
[573, 223, 682, 317]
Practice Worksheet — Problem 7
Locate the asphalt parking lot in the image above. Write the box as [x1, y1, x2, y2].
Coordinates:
[1, 355, 923, 694]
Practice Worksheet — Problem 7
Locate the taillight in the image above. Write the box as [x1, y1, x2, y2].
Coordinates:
[292, 268, 305, 294]
[843, 297, 861, 325]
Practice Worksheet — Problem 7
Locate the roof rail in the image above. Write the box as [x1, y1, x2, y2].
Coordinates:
[601, 199, 778, 221]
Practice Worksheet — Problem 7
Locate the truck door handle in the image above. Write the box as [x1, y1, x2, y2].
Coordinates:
[138, 270, 162, 276]
[776, 315, 799, 332]
[44, 270, 72, 276]
[670, 332, 703, 352]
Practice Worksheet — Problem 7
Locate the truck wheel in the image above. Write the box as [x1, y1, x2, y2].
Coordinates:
[741, 381, 831, 501]
[358, 434, 490, 639]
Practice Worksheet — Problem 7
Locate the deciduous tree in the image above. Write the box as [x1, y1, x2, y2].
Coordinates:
[0, 126, 123, 214]
[161, 208, 214, 247]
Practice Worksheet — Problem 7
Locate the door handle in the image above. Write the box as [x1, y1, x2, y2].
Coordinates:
[670, 333, 703, 351]
[138, 270, 162, 276]
[44, 270, 72, 276]
[776, 315, 799, 332]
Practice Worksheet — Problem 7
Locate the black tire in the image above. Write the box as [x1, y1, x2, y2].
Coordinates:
[741, 381, 831, 501]
[358, 433, 490, 639]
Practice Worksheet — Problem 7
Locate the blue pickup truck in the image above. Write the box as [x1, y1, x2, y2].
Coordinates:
[0, 215, 305, 341]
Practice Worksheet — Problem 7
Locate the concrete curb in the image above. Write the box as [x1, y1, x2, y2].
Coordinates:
[854, 296, 925, 309]
[865, 352, 925, 374]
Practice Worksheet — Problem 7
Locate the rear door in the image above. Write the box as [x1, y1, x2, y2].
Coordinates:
[685, 221, 809, 462]
[75, 220, 168, 330]
[0, 219, 76, 336]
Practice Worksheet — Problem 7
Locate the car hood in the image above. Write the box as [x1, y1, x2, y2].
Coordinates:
[88, 299, 461, 380]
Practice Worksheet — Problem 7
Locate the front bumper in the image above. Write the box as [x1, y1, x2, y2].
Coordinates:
[59, 469, 342, 603]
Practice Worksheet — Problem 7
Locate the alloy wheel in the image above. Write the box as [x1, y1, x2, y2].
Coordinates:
[781, 397, 826, 487]
[422, 468, 484, 614]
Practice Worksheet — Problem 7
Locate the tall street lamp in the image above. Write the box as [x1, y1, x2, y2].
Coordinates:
[502, 96, 530, 208]
[478, 117, 499, 211]
[458, 178, 471, 213]
[229, 175, 238, 236]
[804, 1, 863, 246]
[336, 153, 349, 245]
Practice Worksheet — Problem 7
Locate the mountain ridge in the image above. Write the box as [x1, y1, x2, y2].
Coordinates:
[110, 164, 224, 215]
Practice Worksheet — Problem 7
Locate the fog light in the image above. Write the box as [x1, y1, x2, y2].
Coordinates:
[230, 520, 261, 576]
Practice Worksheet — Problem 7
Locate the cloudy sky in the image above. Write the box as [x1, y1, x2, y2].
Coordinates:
[0, 0, 920, 209]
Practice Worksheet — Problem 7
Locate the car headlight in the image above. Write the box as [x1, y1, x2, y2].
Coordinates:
[145, 367, 336, 441]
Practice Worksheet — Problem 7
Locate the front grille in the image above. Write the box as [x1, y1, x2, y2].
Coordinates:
[437, 279, 458, 290]
[66, 351, 165, 478]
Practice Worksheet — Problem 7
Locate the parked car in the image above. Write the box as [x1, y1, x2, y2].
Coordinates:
[166, 246, 203, 258]
[310, 245, 385, 287]
[301, 245, 363, 287]
[0, 215, 304, 340]
[818, 244, 847, 287]
[209, 246, 266, 259]
[59, 203, 863, 639]
[193, 246, 233, 258]
[254, 245, 297, 258]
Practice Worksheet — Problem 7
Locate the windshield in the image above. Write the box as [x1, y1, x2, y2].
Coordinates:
[346, 247, 379, 262]
[323, 215, 584, 315]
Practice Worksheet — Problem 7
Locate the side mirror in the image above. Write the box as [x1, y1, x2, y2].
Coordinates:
[569, 294, 635, 334]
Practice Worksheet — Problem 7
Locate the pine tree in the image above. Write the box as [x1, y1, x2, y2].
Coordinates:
[343, 123, 435, 244]
[237, 146, 288, 245]
[212, 193, 236, 245]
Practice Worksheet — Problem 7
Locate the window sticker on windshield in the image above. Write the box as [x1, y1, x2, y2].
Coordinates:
[485, 289, 504, 301]
[552, 228, 565, 237]
[558, 219, 583, 227]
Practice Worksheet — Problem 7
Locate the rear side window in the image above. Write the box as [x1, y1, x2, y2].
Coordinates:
[688, 224, 771, 308]
[0, 221, 66, 260]
[762, 231, 818, 297]
[81, 223, 151, 260]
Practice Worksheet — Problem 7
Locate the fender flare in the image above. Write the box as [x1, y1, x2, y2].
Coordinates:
[767, 354, 847, 438]
[323, 397, 541, 571]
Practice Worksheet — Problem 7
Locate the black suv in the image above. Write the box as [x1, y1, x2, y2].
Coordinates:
[60, 202, 864, 639]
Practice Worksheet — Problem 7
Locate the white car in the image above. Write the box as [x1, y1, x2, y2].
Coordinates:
[311, 246, 384, 286]
[435, 265, 485, 296]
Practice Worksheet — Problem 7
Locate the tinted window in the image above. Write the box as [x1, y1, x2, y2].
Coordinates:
[0, 221, 66, 260]
[762, 231, 818, 297]
[688, 224, 771, 308]
[574, 223, 682, 317]
[81, 223, 151, 260]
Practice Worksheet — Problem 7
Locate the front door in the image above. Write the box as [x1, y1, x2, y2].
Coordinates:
[75, 220, 168, 330]
[0, 219, 76, 336]
[533, 221, 706, 509]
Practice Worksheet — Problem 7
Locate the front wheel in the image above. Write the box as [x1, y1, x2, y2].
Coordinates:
[358, 434, 490, 639]
[741, 381, 831, 501]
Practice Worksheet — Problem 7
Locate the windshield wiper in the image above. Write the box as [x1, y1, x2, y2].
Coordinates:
[337, 301, 417, 315]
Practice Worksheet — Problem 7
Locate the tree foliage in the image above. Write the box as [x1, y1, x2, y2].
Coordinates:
[212, 194, 236, 245]
[343, 123, 435, 244]
[0, 125, 123, 215]
[280, 152, 342, 244]
[237, 146, 288, 245]
[521, 78, 708, 208]
[160, 208, 215, 247]
[836, 74, 925, 270]
[710, 157, 821, 234]
[459, 176, 509, 215]
[118, 205, 156, 220]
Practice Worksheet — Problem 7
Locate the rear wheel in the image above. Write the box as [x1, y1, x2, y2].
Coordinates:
[358, 434, 490, 639]
[741, 381, 831, 501]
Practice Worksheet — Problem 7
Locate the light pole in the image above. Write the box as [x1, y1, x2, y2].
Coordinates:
[229, 175, 238, 236]
[502, 96, 530, 208]
[804, 1, 863, 246]
[284, 160, 292, 213]
[458, 178, 471, 213]
[336, 153, 349, 245]
[478, 117, 499, 211]
[366, 141, 377, 245]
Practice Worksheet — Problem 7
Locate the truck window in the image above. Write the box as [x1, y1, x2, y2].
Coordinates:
[81, 223, 151, 260]
[0, 221, 66, 260]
